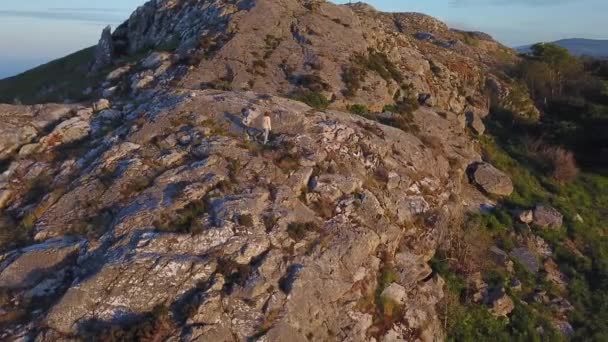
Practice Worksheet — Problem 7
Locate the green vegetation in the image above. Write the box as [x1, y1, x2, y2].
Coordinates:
[289, 90, 330, 110]
[516, 43, 608, 167]
[81, 305, 177, 341]
[461, 32, 480, 47]
[342, 49, 404, 97]
[348, 104, 370, 115]
[264, 34, 282, 58]
[154, 199, 208, 235]
[436, 44, 608, 340]
[0, 47, 99, 104]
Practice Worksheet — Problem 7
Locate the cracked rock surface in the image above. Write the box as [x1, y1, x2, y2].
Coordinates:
[0, 0, 526, 340]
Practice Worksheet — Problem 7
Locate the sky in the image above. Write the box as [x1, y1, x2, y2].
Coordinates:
[0, 0, 607, 79]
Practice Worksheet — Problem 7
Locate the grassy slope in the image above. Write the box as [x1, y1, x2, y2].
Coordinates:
[435, 113, 608, 341]
[0, 46, 98, 104]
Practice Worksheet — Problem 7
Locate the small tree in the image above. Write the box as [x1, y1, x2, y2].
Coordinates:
[528, 43, 583, 99]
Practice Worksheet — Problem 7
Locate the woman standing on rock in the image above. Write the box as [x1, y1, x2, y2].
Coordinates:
[262, 111, 272, 145]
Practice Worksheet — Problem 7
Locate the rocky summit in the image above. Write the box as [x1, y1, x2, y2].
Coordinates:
[0, 0, 548, 341]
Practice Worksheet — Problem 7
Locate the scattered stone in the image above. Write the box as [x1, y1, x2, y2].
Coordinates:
[418, 93, 434, 106]
[510, 278, 522, 291]
[531, 289, 549, 304]
[553, 320, 574, 336]
[177, 132, 192, 146]
[515, 209, 534, 224]
[92, 99, 110, 112]
[131, 73, 155, 91]
[470, 162, 514, 196]
[102, 86, 119, 98]
[415, 32, 435, 41]
[99, 109, 122, 121]
[311, 174, 362, 201]
[381, 283, 407, 305]
[106, 65, 132, 81]
[469, 272, 488, 303]
[159, 151, 187, 167]
[510, 247, 540, 274]
[527, 235, 552, 258]
[486, 288, 514, 317]
[544, 259, 568, 291]
[142, 51, 171, 69]
[489, 246, 514, 272]
[0, 190, 12, 209]
[533, 204, 563, 228]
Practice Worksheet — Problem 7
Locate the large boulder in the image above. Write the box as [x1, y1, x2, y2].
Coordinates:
[469, 162, 513, 196]
[533, 204, 563, 229]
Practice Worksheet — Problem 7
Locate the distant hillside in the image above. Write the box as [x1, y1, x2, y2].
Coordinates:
[518, 38, 608, 58]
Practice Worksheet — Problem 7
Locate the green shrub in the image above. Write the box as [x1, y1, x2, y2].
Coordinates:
[348, 104, 369, 115]
[264, 35, 282, 58]
[343, 50, 404, 98]
[0, 215, 29, 253]
[382, 104, 398, 112]
[447, 305, 510, 342]
[462, 33, 480, 47]
[342, 65, 365, 97]
[238, 213, 254, 227]
[356, 50, 404, 83]
[297, 74, 330, 92]
[290, 90, 330, 110]
[81, 305, 177, 341]
[430, 257, 466, 294]
[154, 200, 208, 234]
[376, 113, 419, 134]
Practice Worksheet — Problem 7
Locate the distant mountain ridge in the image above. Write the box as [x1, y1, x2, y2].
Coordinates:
[517, 38, 608, 58]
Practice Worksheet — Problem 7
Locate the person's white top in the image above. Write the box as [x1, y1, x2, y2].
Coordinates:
[263, 116, 272, 130]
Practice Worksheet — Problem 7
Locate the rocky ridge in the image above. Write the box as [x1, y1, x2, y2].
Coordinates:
[0, 0, 551, 340]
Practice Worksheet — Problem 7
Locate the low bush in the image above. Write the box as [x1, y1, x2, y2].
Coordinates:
[154, 200, 208, 234]
[81, 305, 177, 342]
[289, 90, 330, 110]
[348, 104, 370, 115]
[342, 65, 366, 97]
[238, 213, 254, 227]
[343, 50, 404, 98]
[525, 139, 579, 183]
[296, 74, 330, 92]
